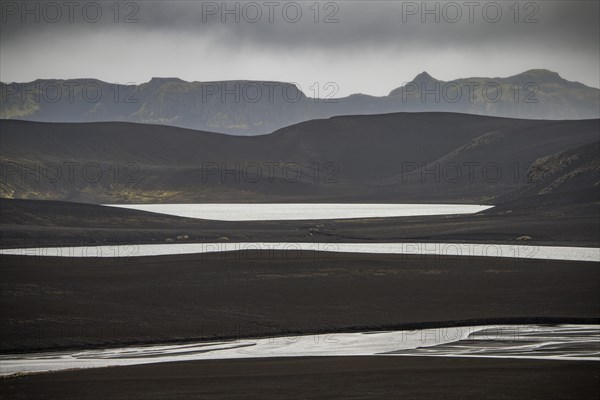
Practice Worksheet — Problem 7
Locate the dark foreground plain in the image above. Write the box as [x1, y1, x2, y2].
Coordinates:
[1, 357, 598, 400]
[1, 251, 598, 353]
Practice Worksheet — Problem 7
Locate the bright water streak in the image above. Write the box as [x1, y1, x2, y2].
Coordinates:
[1, 324, 597, 376]
[103, 203, 494, 221]
[1, 242, 599, 262]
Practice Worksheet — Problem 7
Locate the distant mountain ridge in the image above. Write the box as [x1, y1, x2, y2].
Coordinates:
[1, 69, 598, 135]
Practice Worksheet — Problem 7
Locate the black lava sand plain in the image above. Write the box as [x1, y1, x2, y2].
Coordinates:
[1, 357, 598, 400]
[2, 251, 598, 353]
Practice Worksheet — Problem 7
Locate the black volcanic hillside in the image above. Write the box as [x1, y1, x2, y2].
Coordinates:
[0, 113, 598, 203]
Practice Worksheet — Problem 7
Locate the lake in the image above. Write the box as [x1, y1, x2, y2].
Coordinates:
[103, 203, 494, 221]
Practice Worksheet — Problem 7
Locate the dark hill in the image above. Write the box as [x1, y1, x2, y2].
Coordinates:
[0, 113, 598, 203]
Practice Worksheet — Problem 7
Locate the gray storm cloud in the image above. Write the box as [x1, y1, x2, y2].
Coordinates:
[1, 1, 598, 95]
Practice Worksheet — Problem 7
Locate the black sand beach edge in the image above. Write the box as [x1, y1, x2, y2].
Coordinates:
[1, 316, 598, 356]
[1, 195, 599, 248]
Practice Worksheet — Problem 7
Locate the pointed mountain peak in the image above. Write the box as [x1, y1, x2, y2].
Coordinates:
[410, 71, 440, 87]
[413, 71, 435, 81]
[387, 72, 441, 96]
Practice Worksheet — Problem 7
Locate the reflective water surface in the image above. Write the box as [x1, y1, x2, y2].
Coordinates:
[2, 242, 599, 262]
[104, 203, 494, 221]
[1, 324, 598, 376]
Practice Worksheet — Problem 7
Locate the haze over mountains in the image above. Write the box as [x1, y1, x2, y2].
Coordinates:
[1, 69, 598, 135]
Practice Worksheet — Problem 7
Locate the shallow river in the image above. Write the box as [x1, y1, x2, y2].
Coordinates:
[1, 324, 597, 376]
[2, 242, 598, 262]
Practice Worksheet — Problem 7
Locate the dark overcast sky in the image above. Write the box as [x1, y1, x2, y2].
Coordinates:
[1, 0, 598, 96]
